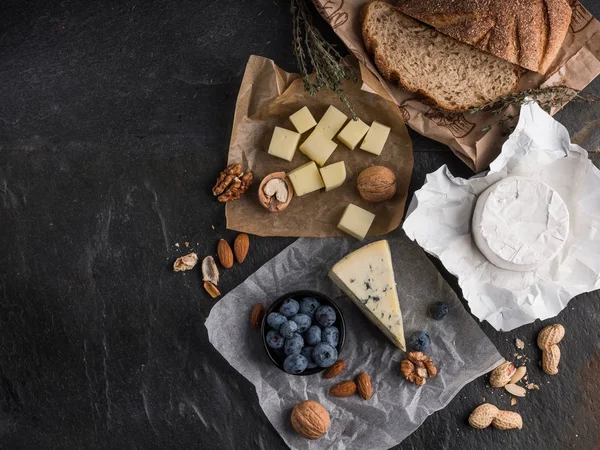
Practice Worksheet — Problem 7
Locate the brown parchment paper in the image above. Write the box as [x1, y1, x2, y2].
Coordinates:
[225, 56, 413, 237]
[313, 0, 600, 172]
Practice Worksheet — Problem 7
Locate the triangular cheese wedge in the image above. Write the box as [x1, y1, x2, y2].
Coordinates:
[329, 240, 406, 350]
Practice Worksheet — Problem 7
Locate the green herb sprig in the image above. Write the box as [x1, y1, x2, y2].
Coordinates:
[469, 85, 600, 134]
[291, 0, 357, 118]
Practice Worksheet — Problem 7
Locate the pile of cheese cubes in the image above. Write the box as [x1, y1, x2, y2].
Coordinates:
[266, 105, 392, 240]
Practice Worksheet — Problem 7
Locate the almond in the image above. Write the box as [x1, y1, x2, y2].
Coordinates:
[329, 380, 357, 397]
[250, 303, 264, 329]
[356, 372, 373, 400]
[323, 360, 345, 379]
[217, 239, 234, 269]
[234, 233, 250, 263]
[204, 281, 221, 298]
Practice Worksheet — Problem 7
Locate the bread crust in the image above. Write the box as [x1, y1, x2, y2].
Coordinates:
[397, 0, 572, 74]
[361, 1, 520, 111]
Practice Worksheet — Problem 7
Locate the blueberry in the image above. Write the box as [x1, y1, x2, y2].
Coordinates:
[299, 297, 321, 317]
[304, 325, 322, 346]
[429, 301, 449, 321]
[301, 346, 317, 369]
[279, 320, 298, 338]
[284, 333, 304, 355]
[315, 305, 336, 327]
[266, 330, 285, 349]
[283, 354, 308, 374]
[279, 298, 300, 318]
[409, 331, 431, 352]
[312, 343, 338, 368]
[321, 326, 339, 347]
[290, 313, 312, 333]
[267, 312, 287, 329]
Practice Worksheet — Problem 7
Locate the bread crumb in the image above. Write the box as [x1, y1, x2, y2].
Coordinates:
[516, 355, 523, 360]
[515, 338, 525, 349]
[510, 397, 517, 406]
[211, 225, 215, 230]
[185, 241, 190, 248]
[175, 243, 180, 248]
[526, 383, 539, 390]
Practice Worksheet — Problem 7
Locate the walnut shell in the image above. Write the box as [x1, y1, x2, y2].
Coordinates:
[258, 172, 294, 212]
[290, 400, 330, 440]
[357, 166, 397, 202]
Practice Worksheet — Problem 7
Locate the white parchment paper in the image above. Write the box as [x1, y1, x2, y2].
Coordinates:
[403, 102, 600, 332]
[206, 234, 502, 450]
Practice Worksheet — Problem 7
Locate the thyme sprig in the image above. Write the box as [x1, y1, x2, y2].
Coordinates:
[468, 85, 600, 135]
[291, 0, 357, 118]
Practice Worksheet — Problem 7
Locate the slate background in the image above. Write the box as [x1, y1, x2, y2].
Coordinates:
[1, 1, 599, 449]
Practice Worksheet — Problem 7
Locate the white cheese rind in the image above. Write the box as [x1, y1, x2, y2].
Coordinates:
[472, 176, 570, 272]
[329, 240, 406, 350]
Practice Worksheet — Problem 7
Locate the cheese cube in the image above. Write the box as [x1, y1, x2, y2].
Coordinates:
[268, 126, 301, 162]
[314, 105, 348, 139]
[289, 106, 317, 134]
[299, 133, 338, 166]
[319, 161, 346, 192]
[337, 203, 375, 240]
[337, 118, 370, 150]
[360, 121, 391, 156]
[287, 161, 325, 196]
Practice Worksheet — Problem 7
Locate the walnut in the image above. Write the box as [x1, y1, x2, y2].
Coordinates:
[212, 164, 253, 203]
[258, 172, 294, 212]
[290, 400, 330, 440]
[357, 166, 397, 202]
[400, 352, 437, 386]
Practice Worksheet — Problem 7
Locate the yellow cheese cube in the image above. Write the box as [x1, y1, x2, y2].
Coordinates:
[299, 133, 338, 166]
[268, 126, 301, 162]
[289, 106, 317, 134]
[337, 118, 370, 150]
[287, 161, 325, 196]
[360, 121, 391, 156]
[337, 203, 375, 240]
[314, 105, 348, 139]
[319, 161, 346, 192]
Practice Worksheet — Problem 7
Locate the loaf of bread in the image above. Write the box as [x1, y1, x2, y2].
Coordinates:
[396, 0, 572, 74]
[361, 1, 520, 111]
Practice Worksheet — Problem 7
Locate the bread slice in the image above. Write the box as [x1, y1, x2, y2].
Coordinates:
[361, 1, 520, 111]
[397, 0, 572, 74]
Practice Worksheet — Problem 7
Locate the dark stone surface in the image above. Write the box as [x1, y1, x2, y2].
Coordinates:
[1, 0, 599, 448]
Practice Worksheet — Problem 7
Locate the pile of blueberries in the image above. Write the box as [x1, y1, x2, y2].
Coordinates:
[265, 296, 340, 374]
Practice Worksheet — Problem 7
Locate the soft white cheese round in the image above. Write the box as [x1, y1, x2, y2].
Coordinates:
[472, 177, 570, 272]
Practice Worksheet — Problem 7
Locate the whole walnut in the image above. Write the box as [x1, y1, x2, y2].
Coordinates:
[290, 400, 330, 440]
[357, 166, 397, 202]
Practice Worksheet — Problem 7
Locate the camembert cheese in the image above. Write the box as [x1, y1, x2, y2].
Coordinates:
[472, 176, 570, 272]
[329, 240, 406, 350]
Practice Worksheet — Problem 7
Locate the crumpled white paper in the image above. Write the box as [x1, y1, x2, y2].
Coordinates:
[206, 235, 502, 450]
[403, 102, 600, 331]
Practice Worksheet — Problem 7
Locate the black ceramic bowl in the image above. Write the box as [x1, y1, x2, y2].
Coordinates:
[261, 290, 346, 376]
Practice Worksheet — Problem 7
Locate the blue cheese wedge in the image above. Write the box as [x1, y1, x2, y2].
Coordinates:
[328, 240, 406, 350]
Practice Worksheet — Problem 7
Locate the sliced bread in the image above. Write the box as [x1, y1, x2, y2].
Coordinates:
[361, 1, 520, 111]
